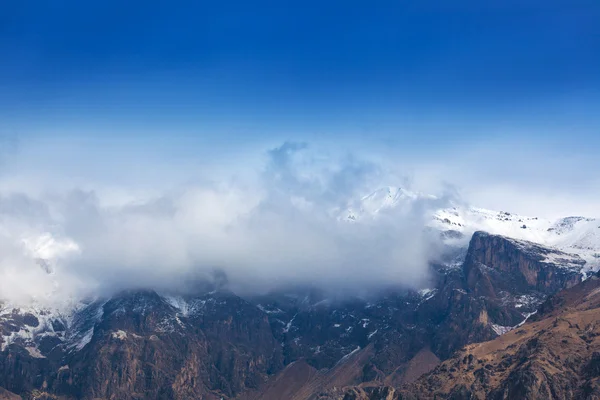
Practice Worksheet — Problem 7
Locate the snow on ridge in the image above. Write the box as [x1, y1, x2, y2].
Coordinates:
[491, 311, 539, 337]
[0, 298, 90, 352]
[335, 346, 362, 366]
[257, 304, 284, 314]
[486, 233, 585, 267]
[343, 186, 436, 222]
[491, 324, 512, 336]
[367, 329, 378, 339]
[162, 295, 190, 316]
[283, 313, 298, 333]
[348, 187, 600, 272]
[66, 300, 106, 352]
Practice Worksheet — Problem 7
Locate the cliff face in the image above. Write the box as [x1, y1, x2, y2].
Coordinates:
[1, 291, 283, 400]
[464, 231, 584, 298]
[74, 291, 282, 400]
[252, 233, 590, 400]
[322, 277, 600, 400]
[416, 232, 585, 361]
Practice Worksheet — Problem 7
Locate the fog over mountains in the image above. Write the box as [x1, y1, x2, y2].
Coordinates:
[0, 141, 598, 308]
[2, 143, 599, 400]
[1, 146, 598, 306]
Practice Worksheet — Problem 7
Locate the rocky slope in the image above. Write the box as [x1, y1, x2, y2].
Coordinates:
[403, 272, 600, 400]
[0, 228, 594, 399]
[1, 290, 283, 399]
[239, 232, 587, 399]
[319, 269, 600, 400]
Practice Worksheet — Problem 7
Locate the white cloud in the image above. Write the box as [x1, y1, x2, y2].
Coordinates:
[0, 142, 446, 304]
[0, 135, 597, 305]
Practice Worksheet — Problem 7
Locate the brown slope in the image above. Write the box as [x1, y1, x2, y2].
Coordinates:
[245, 345, 440, 400]
[0, 388, 20, 400]
[383, 347, 440, 387]
[400, 274, 600, 399]
[243, 232, 589, 400]
[322, 274, 600, 400]
[244, 344, 376, 400]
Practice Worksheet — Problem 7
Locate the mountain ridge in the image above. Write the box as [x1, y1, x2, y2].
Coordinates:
[1, 187, 599, 399]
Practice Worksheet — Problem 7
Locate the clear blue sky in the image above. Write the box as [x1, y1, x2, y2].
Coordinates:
[1, 1, 598, 128]
[1, 1, 599, 190]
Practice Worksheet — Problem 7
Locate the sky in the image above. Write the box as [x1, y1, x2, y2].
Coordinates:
[1, 1, 599, 137]
[1, 0, 598, 212]
[0, 1, 599, 302]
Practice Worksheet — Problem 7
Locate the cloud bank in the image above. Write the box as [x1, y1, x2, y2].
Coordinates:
[0, 142, 450, 304]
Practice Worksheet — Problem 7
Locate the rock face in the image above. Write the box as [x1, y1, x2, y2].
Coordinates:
[321, 276, 600, 400]
[415, 232, 585, 361]
[1, 291, 283, 399]
[397, 272, 600, 400]
[0, 231, 590, 399]
[250, 233, 589, 399]
[464, 231, 584, 298]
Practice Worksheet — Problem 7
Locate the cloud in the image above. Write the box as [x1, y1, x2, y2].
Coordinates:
[2, 133, 597, 305]
[0, 142, 446, 304]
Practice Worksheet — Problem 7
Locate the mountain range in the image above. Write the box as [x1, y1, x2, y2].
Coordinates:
[1, 187, 599, 399]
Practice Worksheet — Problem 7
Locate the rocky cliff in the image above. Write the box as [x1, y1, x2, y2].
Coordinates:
[395, 272, 600, 399]
[1, 291, 283, 399]
[464, 231, 584, 298]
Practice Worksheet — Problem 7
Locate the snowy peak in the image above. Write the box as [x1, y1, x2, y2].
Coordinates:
[359, 186, 417, 210]
[346, 186, 600, 272]
[548, 217, 600, 251]
[433, 209, 600, 270]
[344, 186, 434, 221]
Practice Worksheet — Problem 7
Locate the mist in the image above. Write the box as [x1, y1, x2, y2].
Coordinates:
[0, 142, 454, 305]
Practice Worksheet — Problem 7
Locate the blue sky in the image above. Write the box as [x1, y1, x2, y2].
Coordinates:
[1, 1, 600, 299]
[2, 2, 599, 125]
[0, 0, 599, 217]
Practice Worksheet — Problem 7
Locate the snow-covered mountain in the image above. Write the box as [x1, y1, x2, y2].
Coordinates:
[344, 186, 434, 220]
[2, 186, 600, 399]
[343, 186, 600, 272]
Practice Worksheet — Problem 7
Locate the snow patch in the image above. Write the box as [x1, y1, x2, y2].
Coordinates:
[162, 295, 190, 316]
[335, 346, 361, 366]
[283, 313, 297, 333]
[516, 311, 538, 328]
[26, 346, 45, 358]
[491, 311, 539, 336]
[491, 324, 512, 336]
[368, 329, 378, 339]
[111, 330, 127, 340]
[257, 304, 284, 314]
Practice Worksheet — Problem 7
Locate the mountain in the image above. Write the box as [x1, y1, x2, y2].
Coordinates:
[1, 187, 599, 399]
[1, 290, 283, 399]
[345, 187, 600, 272]
[249, 231, 588, 399]
[329, 271, 600, 400]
